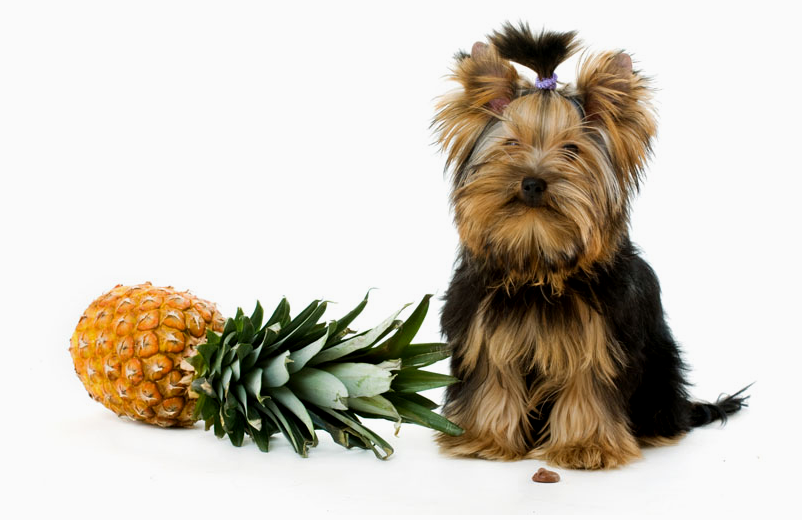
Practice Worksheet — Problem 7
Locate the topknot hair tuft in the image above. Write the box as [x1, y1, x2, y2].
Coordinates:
[489, 22, 580, 81]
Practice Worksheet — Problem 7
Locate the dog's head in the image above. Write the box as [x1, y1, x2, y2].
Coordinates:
[435, 23, 656, 290]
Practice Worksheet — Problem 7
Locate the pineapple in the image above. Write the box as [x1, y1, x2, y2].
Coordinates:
[70, 283, 462, 458]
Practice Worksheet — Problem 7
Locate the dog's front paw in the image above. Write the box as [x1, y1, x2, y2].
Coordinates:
[436, 431, 529, 461]
[535, 443, 641, 470]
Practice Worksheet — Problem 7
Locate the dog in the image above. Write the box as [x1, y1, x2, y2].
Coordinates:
[433, 23, 749, 469]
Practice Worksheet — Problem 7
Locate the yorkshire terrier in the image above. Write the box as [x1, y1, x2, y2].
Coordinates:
[434, 23, 749, 470]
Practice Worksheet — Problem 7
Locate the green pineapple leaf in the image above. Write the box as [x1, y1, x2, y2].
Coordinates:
[266, 386, 316, 439]
[399, 343, 452, 368]
[385, 393, 464, 436]
[391, 368, 459, 393]
[325, 290, 371, 346]
[321, 362, 395, 398]
[288, 367, 349, 410]
[261, 350, 291, 388]
[310, 304, 409, 364]
[250, 301, 264, 331]
[287, 328, 329, 373]
[347, 395, 401, 422]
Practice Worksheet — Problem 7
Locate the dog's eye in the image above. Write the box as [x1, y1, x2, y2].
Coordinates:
[562, 143, 579, 157]
[504, 138, 521, 147]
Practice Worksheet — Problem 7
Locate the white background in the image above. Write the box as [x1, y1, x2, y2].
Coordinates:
[2, 1, 800, 517]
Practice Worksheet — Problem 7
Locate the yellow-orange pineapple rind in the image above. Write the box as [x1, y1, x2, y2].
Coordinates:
[70, 283, 225, 427]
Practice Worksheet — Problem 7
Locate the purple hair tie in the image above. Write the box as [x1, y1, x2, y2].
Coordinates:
[535, 73, 558, 90]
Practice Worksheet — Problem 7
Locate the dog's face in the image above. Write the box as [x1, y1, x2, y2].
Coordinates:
[435, 30, 656, 289]
[452, 92, 614, 286]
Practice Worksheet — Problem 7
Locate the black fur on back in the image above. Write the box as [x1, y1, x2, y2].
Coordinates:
[489, 22, 580, 80]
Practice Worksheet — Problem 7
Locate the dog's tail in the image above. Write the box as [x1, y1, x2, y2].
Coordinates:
[689, 383, 753, 427]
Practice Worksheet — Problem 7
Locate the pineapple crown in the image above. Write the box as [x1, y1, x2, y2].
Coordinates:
[188, 293, 462, 459]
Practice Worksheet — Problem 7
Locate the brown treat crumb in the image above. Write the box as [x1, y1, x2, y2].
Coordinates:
[532, 467, 560, 483]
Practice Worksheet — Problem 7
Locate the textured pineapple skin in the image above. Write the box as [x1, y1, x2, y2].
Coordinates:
[70, 283, 225, 427]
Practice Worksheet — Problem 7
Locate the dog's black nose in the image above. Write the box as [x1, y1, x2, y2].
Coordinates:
[520, 177, 547, 207]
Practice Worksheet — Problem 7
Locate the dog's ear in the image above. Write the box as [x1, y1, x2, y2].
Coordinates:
[460, 41, 519, 114]
[434, 42, 521, 177]
[576, 51, 657, 186]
